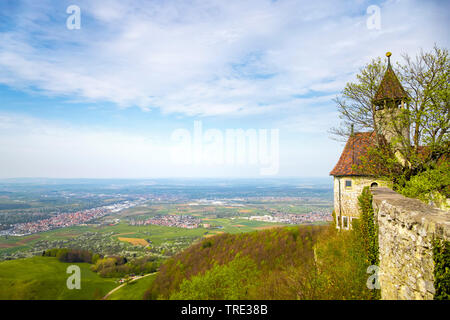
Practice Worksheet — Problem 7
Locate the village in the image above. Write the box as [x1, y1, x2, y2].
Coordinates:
[245, 210, 332, 224]
[129, 214, 203, 229]
[3, 200, 145, 236]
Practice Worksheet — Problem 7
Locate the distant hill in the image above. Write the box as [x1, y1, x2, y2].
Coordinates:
[0, 257, 117, 300]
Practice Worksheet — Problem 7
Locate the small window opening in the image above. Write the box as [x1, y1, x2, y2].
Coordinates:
[342, 216, 349, 229]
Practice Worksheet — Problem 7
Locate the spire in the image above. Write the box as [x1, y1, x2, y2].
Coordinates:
[373, 52, 408, 107]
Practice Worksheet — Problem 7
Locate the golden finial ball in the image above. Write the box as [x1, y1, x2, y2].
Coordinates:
[386, 52, 392, 57]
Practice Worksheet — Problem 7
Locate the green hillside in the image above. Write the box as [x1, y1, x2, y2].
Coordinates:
[145, 224, 376, 300]
[0, 256, 118, 300]
[106, 273, 157, 300]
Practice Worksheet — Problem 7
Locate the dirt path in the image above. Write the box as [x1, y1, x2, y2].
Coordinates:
[102, 272, 157, 300]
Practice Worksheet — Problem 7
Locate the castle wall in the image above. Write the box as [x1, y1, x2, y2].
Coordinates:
[333, 176, 390, 229]
[372, 188, 450, 300]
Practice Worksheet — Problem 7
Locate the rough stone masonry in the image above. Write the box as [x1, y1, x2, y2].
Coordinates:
[371, 187, 450, 300]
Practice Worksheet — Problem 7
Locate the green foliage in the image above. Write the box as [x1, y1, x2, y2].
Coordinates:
[331, 210, 337, 229]
[169, 256, 260, 300]
[433, 238, 450, 300]
[400, 46, 449, 150]
[146, 226, 324, 299]
[42, 248, 96, 263]
[202, 240, 212, 248]
[357, 144, 449, 208]
[91, 255, 159, 278]
[313, 227, 376, 300]
[357, 144, 404, 183]
[356, 187, 379, 266]
[146, 225, 378, 300]
[334, 45, 449, 209]
[107, 273, 158, 300]
[399, 162, 450, 208]
[0, 257, 117, 300]
[333, 45, 449, 161]
[43, 248, 158, 279]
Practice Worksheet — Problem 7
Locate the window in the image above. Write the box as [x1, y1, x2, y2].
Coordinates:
[345, 180, 352, 188]
[371, 182, 378, 188]
[342, 216, 349, 229]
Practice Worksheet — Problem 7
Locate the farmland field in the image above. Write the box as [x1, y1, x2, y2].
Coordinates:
[0, 178, 333, 300]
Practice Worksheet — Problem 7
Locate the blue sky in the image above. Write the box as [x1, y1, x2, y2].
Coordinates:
[0, 0, 449, 178]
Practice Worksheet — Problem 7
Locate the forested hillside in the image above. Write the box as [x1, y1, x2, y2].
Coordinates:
[145, 223, 376, 300]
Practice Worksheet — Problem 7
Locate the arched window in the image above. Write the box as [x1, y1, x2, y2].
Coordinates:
[370, 182, 378, 188]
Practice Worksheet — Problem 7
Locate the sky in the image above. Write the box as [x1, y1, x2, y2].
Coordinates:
[0, 0, 448, 179]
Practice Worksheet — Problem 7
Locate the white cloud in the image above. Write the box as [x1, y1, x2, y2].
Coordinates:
[0, 0, 448, 117]
[0, 0, 448, 178]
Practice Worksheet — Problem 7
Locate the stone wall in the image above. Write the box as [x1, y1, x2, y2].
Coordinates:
[371, 187, 450, 300]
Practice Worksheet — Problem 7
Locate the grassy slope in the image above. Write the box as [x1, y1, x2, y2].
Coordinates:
[0, 256, 117, 300]
[106, 273, 158, 300]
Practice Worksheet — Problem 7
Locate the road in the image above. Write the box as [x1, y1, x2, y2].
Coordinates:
[102, 272, 157, 300]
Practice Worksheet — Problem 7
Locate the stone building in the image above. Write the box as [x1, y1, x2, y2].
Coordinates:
[330, 52, 409, 229]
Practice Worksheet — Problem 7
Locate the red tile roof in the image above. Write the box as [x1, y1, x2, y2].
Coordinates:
[330, 131, 377, 176]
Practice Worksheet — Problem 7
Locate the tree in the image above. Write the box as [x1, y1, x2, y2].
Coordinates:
[332, 45, 449, 187]
[400, 46, 449, 152]
[329, 57, 386, 141]
[169, 256, 260, 300]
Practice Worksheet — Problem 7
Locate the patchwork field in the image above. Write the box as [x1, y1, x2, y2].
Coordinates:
[118, 237, 149, 246]
[1, 199, 332, 262]
[0, 235, 40, 248]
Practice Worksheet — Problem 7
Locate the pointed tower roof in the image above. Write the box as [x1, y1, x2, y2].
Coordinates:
[373, 52, 408, 106]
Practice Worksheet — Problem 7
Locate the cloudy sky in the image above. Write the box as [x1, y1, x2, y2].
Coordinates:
[0, 0, 448, 179]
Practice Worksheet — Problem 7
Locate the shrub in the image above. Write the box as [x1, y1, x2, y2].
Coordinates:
[169, 256, 260, 300]
[42, 248, 94, 263]
[357, 187, 379, 266]
[399, 162, 450, 209]
[433, 238, 450, 300]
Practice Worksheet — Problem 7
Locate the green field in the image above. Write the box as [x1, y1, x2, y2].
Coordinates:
[0, 200, 331, 262]
[0, 256, 118, 300]
[0, 218, 286, 256]
[107, 273, 158, 300]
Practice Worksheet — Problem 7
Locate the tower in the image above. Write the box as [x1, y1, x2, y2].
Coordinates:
[373, 52, 410, 149]
[330, 52, 407, 230]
